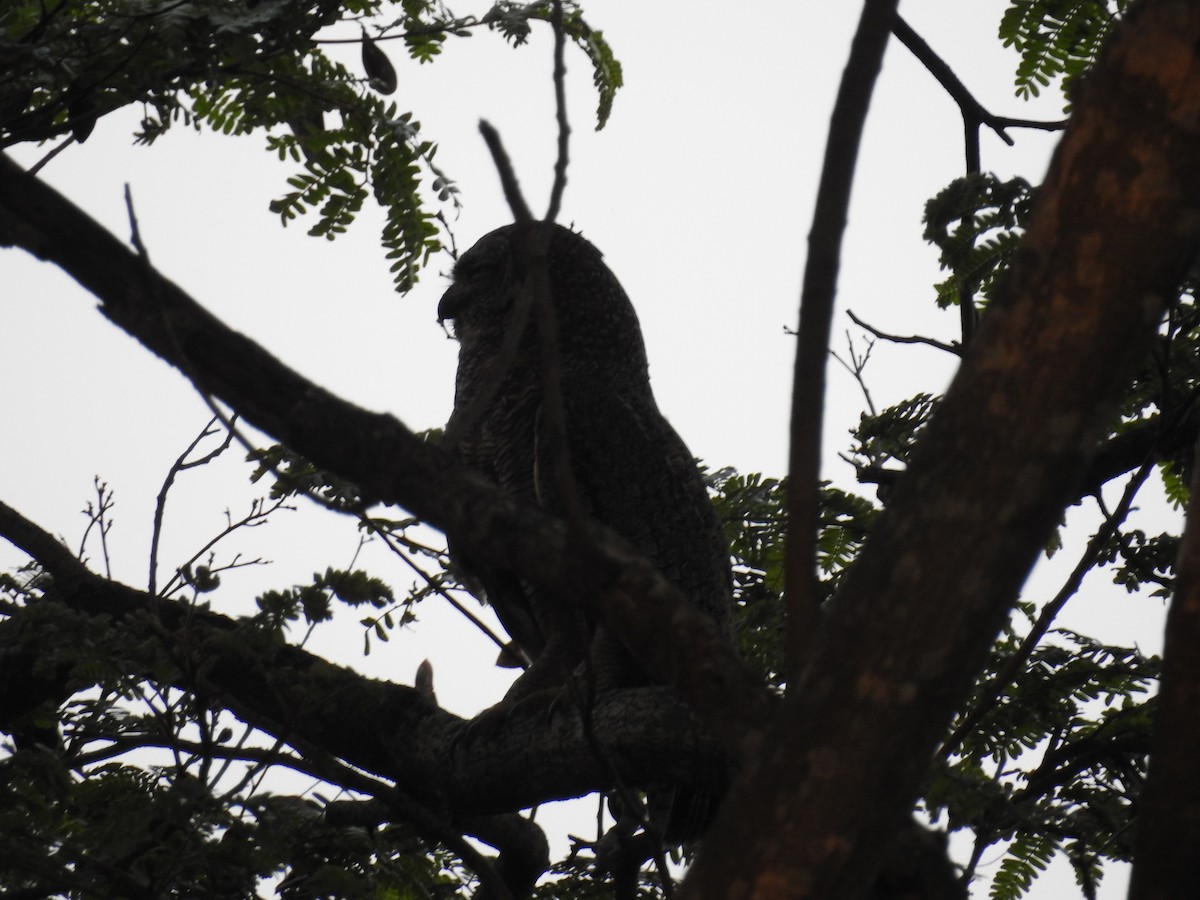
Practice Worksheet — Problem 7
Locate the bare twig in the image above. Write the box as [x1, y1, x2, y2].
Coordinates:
[124, 184, 149, 259]
[27, 136, 74, 176]
[78, 477, 115, 579]
[784, 0, 898, 682]
[373, 524, 516, 662]
[158, 496, 289, 598]
[149, 416, 235, 595]
[891, 16, 1067, 148]
[829, 331, 878, 417]
[846, 309, 960, 355]
[545, 0, 570, 223]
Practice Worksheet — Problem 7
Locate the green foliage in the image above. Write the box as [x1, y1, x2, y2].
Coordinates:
[991, 832, 1056, 900]
[709, 469, 787, 685]
[1097, 530, 1177, 598]
[484, 1, 624, 129]
[850, 393, 939, 471]
[1159, 459, 1188, 510]
[531, 850, 664, 899]
[998, 1, 1128, 104]
[249, 444, 365, 510]
[923, 174, 1034, 312]
[930, 624, 1157, 898]
[256, 567, 396, 627]
[708, 468, 876, 689]
[1, 0, 622, 291]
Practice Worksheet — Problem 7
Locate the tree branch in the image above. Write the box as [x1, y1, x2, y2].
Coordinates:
[1130, 436, 1200, 897]
[846, 309, 961, 355]
[785, 0, 898, 684]
[891, 15, 1067, 148]
[856, 401, 1200, 500]
[544, 0, 570, 223]
[0, 497, 735, 818]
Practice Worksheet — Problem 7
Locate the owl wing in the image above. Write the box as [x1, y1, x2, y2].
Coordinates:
[535, 385, 732, 634]
[450, 395, 548, 665]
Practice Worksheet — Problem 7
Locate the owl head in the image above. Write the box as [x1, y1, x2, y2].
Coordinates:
[437, 221, 649, 387]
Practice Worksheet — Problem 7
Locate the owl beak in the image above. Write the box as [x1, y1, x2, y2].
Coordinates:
[437, 281, 471, 324]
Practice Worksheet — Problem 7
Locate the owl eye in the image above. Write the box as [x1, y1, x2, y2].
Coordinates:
[454, 256, 503, 286]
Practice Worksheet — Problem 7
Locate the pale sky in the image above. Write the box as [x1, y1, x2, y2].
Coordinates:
[1, 2, 1167, 896]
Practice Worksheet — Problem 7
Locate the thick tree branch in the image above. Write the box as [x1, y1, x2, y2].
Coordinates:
[1129, 437, 1200, 898]
[0, 152, 771, 756]
[687, 2, 1200, 897]
[0, 498, 734, 818]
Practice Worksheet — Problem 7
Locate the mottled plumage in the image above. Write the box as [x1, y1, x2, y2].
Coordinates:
[438, 221, 733, 699]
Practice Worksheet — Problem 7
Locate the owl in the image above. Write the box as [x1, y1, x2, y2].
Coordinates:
[438, 221, 733, 700]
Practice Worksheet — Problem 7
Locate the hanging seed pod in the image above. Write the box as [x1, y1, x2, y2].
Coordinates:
[68, 94, 96, 143]
[361, 30, 397, 95]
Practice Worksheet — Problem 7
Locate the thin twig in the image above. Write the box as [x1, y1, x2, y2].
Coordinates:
[27, 136, 74, 175]
[124, 184, 149, 259]
[891, 15, 1067, 346]
[785, 0, 898, 683]
[158, 497, 288, 598]
[150, 417, 235, 595]
[545, 0, 570, 223]
[891, 16, 1066, 147]
[830, 331, 877, 417]
[846, 309, 961, 355]
[373, 525, 516, 661]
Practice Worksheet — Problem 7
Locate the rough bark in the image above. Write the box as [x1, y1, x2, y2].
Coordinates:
[681, 1, 1200, 897]
[1129, 438, 1200, 899]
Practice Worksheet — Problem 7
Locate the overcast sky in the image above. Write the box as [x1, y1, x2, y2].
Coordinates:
[1, 2, 1167, 896]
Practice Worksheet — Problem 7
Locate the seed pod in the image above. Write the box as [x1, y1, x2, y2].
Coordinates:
[68, 93, 95, 143]
[361, 30, 397, 95]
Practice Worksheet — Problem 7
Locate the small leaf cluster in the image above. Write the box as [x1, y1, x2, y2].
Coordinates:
[850, 393, 940, 471]
[256, 567, 395, 628]
[923, 173, 1034, 311]
[1096, 529, 1176, 598]
[248, 444, 364, 511]
[998, 0, 1128, 104]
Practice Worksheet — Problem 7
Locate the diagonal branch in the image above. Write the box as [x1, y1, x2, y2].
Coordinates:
[891, 15, 1068, 149]
[785, 0, 899, 684]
